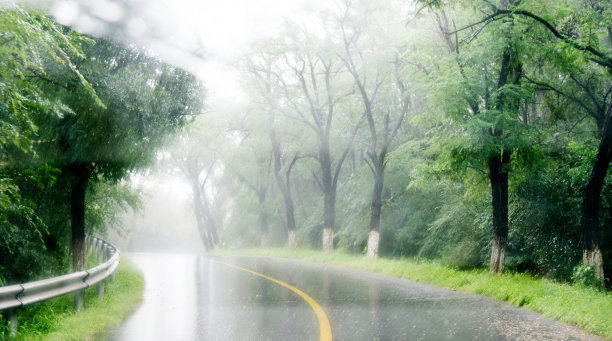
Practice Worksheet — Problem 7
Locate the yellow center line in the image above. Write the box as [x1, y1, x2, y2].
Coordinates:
[213, 259, 333, 341]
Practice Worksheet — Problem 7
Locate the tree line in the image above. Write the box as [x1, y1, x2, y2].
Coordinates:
[173, 0, 611, 287]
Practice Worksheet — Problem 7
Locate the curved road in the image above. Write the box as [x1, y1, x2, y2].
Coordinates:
[104, 253, 600, 341]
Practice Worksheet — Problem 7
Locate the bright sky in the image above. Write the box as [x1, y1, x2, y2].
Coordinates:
[46, 0, 331, 102]
[168, 0, 331, 101]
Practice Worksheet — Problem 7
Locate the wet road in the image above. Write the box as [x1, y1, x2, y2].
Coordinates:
[106, 253, 600, 341]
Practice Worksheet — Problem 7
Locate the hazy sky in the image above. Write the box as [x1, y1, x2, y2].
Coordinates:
[170, 0, 331, 101]
[47, 0, 331, 102]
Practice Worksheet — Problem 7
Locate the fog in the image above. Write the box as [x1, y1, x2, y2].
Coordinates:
[117, 173, 204, 253]
[40, 0, 333, 100]
[15, 0, 338, 251]
[3, 0, 610, 316]
[73, 0, 418, 254]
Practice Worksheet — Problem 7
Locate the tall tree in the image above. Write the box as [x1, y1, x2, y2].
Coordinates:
[426, 2, 534, 273]
[170, 125, 221, 251]
[224, 130, 275, 248]
[336, 0, 413, 257]
[31, 38, 203, 269]
[0, 8, 81, 281]
[242, 49, 302, 247]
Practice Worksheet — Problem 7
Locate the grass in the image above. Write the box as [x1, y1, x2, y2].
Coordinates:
[0, 256, 144, 340]
[217, 247, 612, 340]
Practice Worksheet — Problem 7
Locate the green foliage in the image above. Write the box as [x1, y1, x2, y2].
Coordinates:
[0, 6, 204, 281]
[572, 263, 605, 289]
[201, 0, 609, 291]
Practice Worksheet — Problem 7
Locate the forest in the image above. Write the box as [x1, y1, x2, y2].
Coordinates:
[1, 0, 611, 291]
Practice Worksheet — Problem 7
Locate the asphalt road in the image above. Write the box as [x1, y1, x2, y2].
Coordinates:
[104, 253, 601, 341]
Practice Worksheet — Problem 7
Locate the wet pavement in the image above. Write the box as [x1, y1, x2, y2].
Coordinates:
[105, 253, 602, 340]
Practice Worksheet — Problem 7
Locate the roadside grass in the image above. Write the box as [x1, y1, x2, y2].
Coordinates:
[0, 256, 143, 340]
[217, 247, 612, 340]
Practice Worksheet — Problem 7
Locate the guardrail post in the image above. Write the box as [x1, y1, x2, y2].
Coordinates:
[110, 261, 116, 281]
[97, 239, 102, 260]
[97, 280, 105, 296]
[8, 309, 17, 336]
[97, 241, 104, 262]
[74, 289, 84, 311]
[104, 243, 109, 261]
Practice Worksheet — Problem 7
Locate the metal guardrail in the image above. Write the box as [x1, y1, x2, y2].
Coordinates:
[0, 236, 120, 336]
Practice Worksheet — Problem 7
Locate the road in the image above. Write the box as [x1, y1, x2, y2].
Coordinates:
[104, 253, 601, 341]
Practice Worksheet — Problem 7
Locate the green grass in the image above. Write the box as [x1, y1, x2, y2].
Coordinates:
[217, 247, 612, 340]
[1, 256, 144, 340]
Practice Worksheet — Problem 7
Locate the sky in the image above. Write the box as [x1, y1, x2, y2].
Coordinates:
[47, 0, 331, 102]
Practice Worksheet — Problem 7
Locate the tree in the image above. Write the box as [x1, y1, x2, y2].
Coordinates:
[224, 127, 275, 248]
[0, 7, 100, 277]
[30, 38, 204, 270]
[336, 0, 414, 257]
[242, 49, 302, 247]
[528, 57, 612, 281]
[423, 1, 537, 273]
[420, 0, 612, 277]
[277, 25, 363, 251]
[170, 125, 221, 251]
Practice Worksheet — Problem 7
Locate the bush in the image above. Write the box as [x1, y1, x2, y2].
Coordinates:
[445, 239, 482, 269]
[571, 263, 604, 289]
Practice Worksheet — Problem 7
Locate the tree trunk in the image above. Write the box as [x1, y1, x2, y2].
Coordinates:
[366, 230, 380, 258]
[367, 167, 384, 258]
[580, 113, 612, 280]
[260, 231, 270, 248]
[201, 195, 219, 247]
[487, 40, 521, 274]
[488, 151, 510, 274]
[321, 141, 336, 252]
[285, 196, 297, 247]
[259, 213, 269, 248]
[270, 130, 298, 248]
[322, 227, 334, 252]
[288, 229, 297, 249]
[192, 182, 212, 251]
[69, 164, 88, 271]
[322, 183, 336, 252]
[258, 191, 269, 248]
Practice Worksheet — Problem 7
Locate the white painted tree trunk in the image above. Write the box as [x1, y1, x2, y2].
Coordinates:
[288, 230, 297, 249]
[489, 235, 507, 274]
[322, 227, 333, 252]
[366, 230, 380, 258]
[583, 246, 604, 280]
[260, 232, 269, 248]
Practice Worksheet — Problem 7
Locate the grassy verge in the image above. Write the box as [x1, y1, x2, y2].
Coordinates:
[217, 247, 612, 340]
[1, 256, 144, 340]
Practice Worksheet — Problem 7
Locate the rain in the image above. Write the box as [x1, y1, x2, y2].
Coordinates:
[1, 0, 611, 340]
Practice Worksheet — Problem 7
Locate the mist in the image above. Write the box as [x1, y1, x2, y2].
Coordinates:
[5, 0, 610, 282]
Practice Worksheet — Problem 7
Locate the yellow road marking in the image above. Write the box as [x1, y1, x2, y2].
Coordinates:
[214, 260, 333, 341]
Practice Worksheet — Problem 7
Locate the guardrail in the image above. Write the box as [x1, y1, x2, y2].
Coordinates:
[0, 236, 120, 336]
